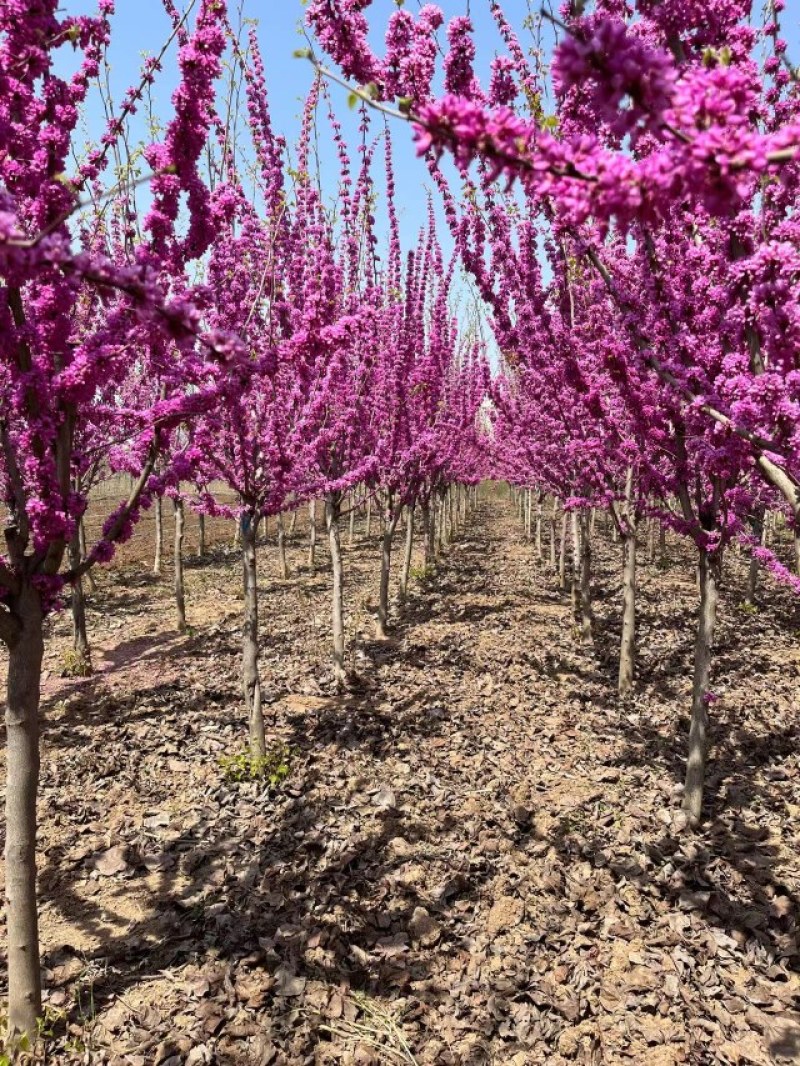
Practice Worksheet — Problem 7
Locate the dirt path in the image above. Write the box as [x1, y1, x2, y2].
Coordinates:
[2, 495, 800, 1064]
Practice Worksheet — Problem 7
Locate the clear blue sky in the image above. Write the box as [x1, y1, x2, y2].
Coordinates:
[57, 0, 537, 258]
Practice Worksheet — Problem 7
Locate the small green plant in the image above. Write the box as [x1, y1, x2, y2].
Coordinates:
[409, 564, 434, 581]
[736, 600, 758, 615]
[220, 742, 296, 786]
[59, 647, 92, 677]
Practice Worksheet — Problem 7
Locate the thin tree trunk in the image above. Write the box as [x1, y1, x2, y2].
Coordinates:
[241, 512, 265, 757]
[277, 514, 289, 579]
[365, 496, 372, 538]
[377, 494, 402, 639]
[197, 513, 206, 558]
[5, 582, 45, 1040]
[421, 498, 433, 571]
[558, 510, 568, 590]
[579, 510, 594, 641]
[682, 547, 720, 827]
[571, 512, 580, 612]
[647, 518, 655, 563]
[399, 503, 415, 605]
[289, 509, 298, 536]
[153, 495, 164, 576]
[659, 523, 667, 562]
[79, 517, 96, 592]
[348, 495, 356, 547]
[68, 528, 92, 673]
[326, 494, 346, 689]
[232, 518, 242, 549]
[174, 498, 186, 633]
[619, 527, 637, 695]
[550, 498, 558, 568]
[308, 499, 317, 569]
[536, 496, 543, 560]
[746, 507, 765, 606]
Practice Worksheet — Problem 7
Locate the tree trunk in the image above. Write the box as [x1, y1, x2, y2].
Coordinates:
[241, 512, 265, 757]
[682, 547, 720, 827]
[197, 513, 206, 558]
[570, 512, 580, 612]
[579, 509, 594, 641]
[399, 503, 415, 605]
[421, 498, 433, 571]
[79, 517, 96, 592]
[535, 497, 543, 559]
[277, 513, 289, 579]
[68, 528, 92, 673]
[348, 495, 356, 547]
[153, 495, 164, 576]
[619, 527, 636, 695]
[365, 496, 372, 538]
[647, 518, 655, 563]
[308, 499, 318, 569]
[377, 495, 402, 639]
[5, 582, 45, 1040]
[326, 495, 346, 689]
[550, 498, 558, 568]
[746, 507, 765, 606]
[289, 509, 298, 536]
[558, 510, 568, 590]
[174, 498, 187, 633]
[659, 523, 667, 562]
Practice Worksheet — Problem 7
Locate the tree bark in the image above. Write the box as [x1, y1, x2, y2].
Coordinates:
[746, 507, 765, 606]
[326, 494, 346, 689]
[197, 512, 206, 558]
[682, 547, 720, 827]
[570, 512, 580, 612]
[5, 582, 45, 1040]
[550, 498, 558, 568]
[399, 503, 415, 605]
[348, 495, 356, 547]
[377, 494, 402, 638]
[579, 509, 594, 641]
[79, 517, 96, 592]
[619, 527, 637, 695]
[308, 499, 317, 569]
[277, 513, 289, 579]
[68, 527, 92, 673]
[558, 510, 568, 590]
[153, 495, 164, 576]
[535, 496, 543, 559]
[365, 496, 372, 538]
[289, 509, 298, 536]
[173, 498, 187, 632]
[241, 512, 265, 757]
[421, 498, 433, 571]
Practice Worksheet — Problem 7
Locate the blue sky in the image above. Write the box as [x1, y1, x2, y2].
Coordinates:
[57, 0, 537, 258]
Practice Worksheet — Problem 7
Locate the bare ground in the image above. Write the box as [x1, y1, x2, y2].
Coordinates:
[2, 493, 800, 1065]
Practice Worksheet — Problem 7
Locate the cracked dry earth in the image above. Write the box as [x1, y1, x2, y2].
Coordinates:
[2, 495, 800, 1065]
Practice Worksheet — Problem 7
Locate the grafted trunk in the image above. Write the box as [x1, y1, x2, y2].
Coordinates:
[153, 496, 164, 576]
[308, 499, 318, 569]
[174, 498, 186, 633]
[682, 547, 720, 827]
[579, 509, 594, 642]
[277, 514, 289, 579]
[377, 494, 402, 639]
[241, 512, 265, 757]
[326, 494, 346, 688]
[197, 513, 206, 558]
[399, 503, 415, 605]
[619, 527, 637, 695]
[5, 582, 45, 1040]
[68, 528, 92, 673]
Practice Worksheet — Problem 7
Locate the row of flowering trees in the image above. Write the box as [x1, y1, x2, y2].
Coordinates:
[306, 0, 800, 824]
[0, 1, 487, 1040]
